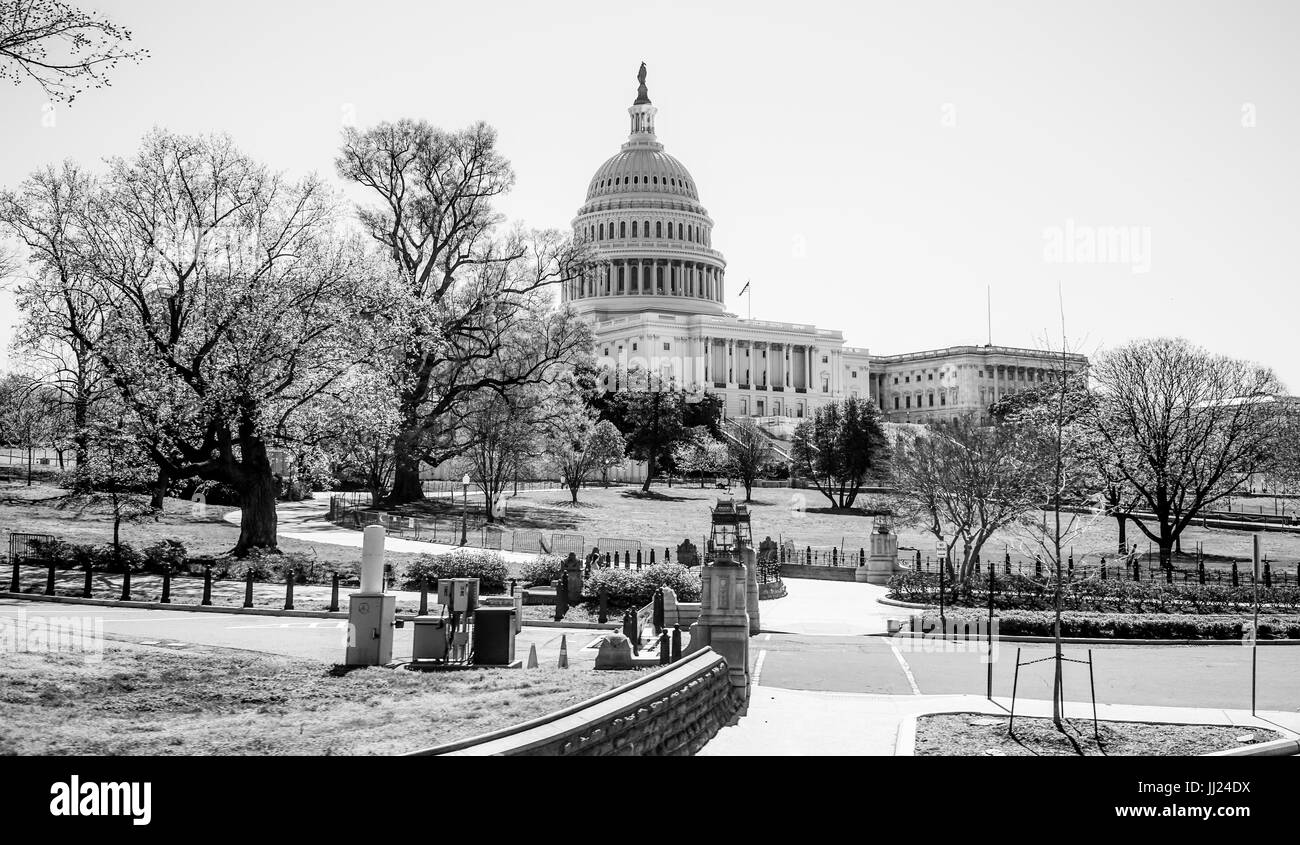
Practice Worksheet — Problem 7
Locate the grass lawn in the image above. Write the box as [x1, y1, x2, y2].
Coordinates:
[0, 641, 643, 755]
[915, 713, 1282, 756]
[403, 484, 1300, 572]
[0, 482, 428, 573]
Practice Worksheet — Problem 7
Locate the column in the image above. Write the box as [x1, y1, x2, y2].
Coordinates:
[763, 342, 771, 388]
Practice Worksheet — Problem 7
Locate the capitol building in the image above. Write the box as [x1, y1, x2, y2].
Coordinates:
[564, 66, 1086, 425]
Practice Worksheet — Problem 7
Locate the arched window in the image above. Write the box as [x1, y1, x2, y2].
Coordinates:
[599, 223, 604, 239]
[667, 222, 673, 239]
[677, 222, 683, 239]
[632, 221, 638, 238]
[643, 221, 650, 237]
[619, 221, 626, 238]
[656, 221, 662, 238]
[633, 176, 639, 184]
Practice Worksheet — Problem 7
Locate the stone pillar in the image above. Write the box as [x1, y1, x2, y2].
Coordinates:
[742, 543, 760, 635]
[687, 557, 750, 691]
[859, 527, 900, 584]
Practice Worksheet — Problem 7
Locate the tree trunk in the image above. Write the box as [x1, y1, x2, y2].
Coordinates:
[231, 439, 280, 555]
[388, 398, 426, 505]
[641, 449, 655, 492]
[569, 482, 579, 504]
[150, 467, 167, 511]
[1115, 513, 1127, 554]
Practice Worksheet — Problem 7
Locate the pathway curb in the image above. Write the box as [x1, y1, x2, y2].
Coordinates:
[872, 630, 1300, 646]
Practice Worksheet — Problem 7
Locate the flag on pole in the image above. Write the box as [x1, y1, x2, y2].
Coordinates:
[738, 280, 751, 296]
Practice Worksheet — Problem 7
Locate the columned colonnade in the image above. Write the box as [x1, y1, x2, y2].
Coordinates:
[568, 258, 724, 303]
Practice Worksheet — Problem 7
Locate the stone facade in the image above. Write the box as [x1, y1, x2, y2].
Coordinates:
[565, 68, 1087, 424]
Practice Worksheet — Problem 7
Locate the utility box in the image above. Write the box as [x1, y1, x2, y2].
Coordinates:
[472, 607, 516, 666]
[437, 578, 479, 613]
[346, 593, 396, 666]
[412, 616, 449, 662]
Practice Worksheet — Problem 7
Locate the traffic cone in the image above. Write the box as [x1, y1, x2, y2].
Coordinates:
[557, 635, 569, 668]
[526, 643, 538, 669]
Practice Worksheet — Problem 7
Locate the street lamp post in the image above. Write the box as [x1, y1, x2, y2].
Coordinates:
[460, 473, 470, 546]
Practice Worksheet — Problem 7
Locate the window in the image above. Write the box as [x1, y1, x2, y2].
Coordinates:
[677, 223, 683, 239]
[928, 373, 933, 380]
[598, 223, 604, 239]
[620, 221, 626, 238]
[906, 396, 911, 409]
[603, 348, 609, 356]
[632, 221, 638, 237]
[851, 371, 858, 378]
[905, 376, 910, 383]
[633, 176, 639, 184]
[940, 395, 946, 406]
[663, 342, 670, 351]
[656, 221, 662, 238]
[928, 394, 934, 407]
[894, 396, 900, 409]
[822, 356, 828, 363]
[894, 377, 899, 385]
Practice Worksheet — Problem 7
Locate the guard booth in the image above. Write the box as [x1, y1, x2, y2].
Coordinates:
[707, 499, 752, 563]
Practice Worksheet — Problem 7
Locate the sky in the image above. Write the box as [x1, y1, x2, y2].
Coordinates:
[2, 0, 1298, 386]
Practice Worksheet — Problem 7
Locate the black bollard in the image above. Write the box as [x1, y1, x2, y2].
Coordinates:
[201, 564, 212, 606]
[597, 584, 609, 624]
[120, 566, 131, 601]
[284, 571, 295, 611]
[636, 549, 643, 569]
[554, 576, 568, 622]
[604, 552, 611, 568]
[8, 557, 19, 593]
[665, 548, 671, 563]
[45, 561, 56, 595]
[649, 549, 655, 565]
[82, 564, 93, 598]
[614, 550, 620, 568]
[510, 577, 517, 596]
[659, 631, 670, 665]
[1231, 561, 1239, 588]
[860, 548, 866, 566]
[623, 611, 639, 655]
[653, 589, 665, 633]
[1198, 562, 1205, 585]
[1264, 561, 1272, 589]
[832, 547, 838, 566]
[1004, 553, 1011, 576]
[671, 625, 682, 662]
[419, 579, 429, 616]
[328, 572, 340, 612]
[243, 570, 254, 608]
[161, 568, 171, 604]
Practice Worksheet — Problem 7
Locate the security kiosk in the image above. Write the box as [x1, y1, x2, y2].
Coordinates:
[345, 525, 397, 666]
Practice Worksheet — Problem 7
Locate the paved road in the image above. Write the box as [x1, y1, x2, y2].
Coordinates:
[750, 632, 1300, 711]
[0, 599, 605, 665]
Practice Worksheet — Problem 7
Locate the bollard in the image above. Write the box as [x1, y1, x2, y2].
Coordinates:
[636, 549, 643, 569]
[202, 564, 212, 606]
[1264, 561, 1272, 589]
[605, 552, 611, 567]
[328, 572, 340, 613]
[120, 566, 131, 601]
[82, 564, 93, 598]
[285, 571, 295, 611]
[161, 568, 171, 604]
[9, 557, 19, 593]
[509, 577, 517, 597]
[1004, 553, 1011, 576]
[649, 549, 655, 565]
[653, 589, 665, 633]
[1231, 561, 1238, 588]
[665, 548, 671, 563]
[597, 583, 609, 624]
[614, 551, 620, 568]
[1198, 562, 1205, 585]
[243, 570, 254, 608]
[554, 575, 569, 621]
[806, 546, 812, 565]
[45, 561, 56, 595]
[671, 625, 682, 662]
[622, 611, 639, 656]
[831, 547, 838, 566]
[1133, 561, 1140, 582]
[659, 632, 670, 665]
[419, 579, 429, 616]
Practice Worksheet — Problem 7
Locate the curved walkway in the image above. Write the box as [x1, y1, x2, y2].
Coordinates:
[222, 496, 543, 564]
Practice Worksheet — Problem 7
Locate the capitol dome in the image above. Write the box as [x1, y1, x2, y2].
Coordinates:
[565, 64, 728, 319]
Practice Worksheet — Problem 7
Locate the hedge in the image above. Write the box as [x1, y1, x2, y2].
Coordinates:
[925, 610, 1300, 640]
[889, 570, 1300, 614]
[400, 549, 509, 594]
[582, 564, 701, 611]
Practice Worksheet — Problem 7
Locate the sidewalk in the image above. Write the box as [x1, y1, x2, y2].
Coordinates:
[760, 578, 919, 636]
[224, 497, 544, 565]
[699, 689, 1300, 756]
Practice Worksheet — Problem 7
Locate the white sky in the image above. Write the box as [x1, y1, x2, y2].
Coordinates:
[2, 0, 1297, 386]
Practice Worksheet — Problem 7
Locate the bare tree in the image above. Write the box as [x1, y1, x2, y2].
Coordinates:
[1, 0, 147, 103]
[336, 119, 591, 504]
[892, 414, 1049, 585]
[723, 419, 772, 502]
[0, 162, 110, 476]
[1089, 337, 1285, 569]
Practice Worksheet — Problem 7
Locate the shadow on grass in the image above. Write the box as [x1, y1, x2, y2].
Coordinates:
[619, 490, 694, 503]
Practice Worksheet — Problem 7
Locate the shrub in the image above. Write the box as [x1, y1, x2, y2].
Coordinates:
[520, 555, 564, 587]
[142, 539, 188, 574]
[230, 549, 281, 582]
[23, 538, 75, 566]
[400, 550, 509, 594]
[926, 610, 1300, 640]
[582, 563, 701, 610]
[93, 543, 145, 573]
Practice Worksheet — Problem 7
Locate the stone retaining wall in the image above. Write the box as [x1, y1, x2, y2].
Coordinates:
[779, 563, 858, 582]
[410, 648, 743, 756]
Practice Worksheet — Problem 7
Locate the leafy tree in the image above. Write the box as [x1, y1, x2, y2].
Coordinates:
[336, 119, 591, 504]
[545, 380, 604, 504]
[606, 379, 692, 492]
[790, 396, 889, 508]
[1088, 338, 1285, 568]
[68, 130, 375, 554]
[587, 420, 625, 486]
[672, 427, 730, 488]
[1, 0, 147, 103]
